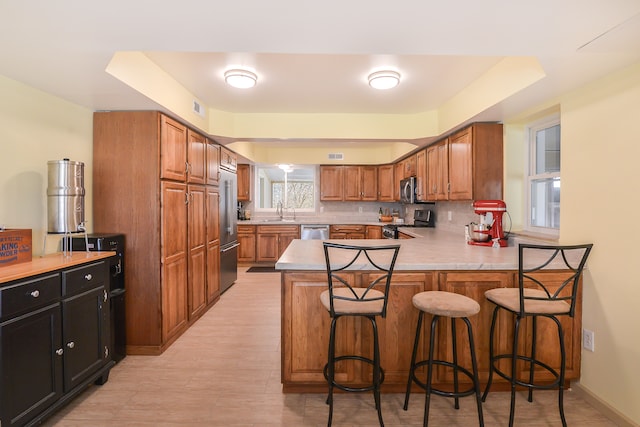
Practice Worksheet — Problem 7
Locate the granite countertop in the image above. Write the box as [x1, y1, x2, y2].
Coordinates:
[238, 218, 400, 226]
[275, 228, 522, 271]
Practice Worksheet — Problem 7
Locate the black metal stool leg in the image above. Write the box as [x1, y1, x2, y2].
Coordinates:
[482, 305, 499, 402]
[508, 315, 522, 427]
[451, 317, 460, 410]
[368, 316, 384, 426]
[404, 311, 424, 410]
[424, 315, 439, 427]
[528, 316, 537, 403]
[463, 317, 484, 427]
[553, 316, 568, 427]
[326, 316, 338, 426]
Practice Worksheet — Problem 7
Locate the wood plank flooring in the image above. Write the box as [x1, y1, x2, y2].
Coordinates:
[45, 267, 618, 426]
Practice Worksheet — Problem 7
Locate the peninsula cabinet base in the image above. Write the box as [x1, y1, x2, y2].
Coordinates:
[280, 270, 582, 393]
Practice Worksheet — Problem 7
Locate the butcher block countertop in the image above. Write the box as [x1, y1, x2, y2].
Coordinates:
[276, 228, 525, 271]
[0, 251, 116, 284]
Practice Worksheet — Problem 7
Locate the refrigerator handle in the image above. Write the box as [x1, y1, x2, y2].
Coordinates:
[221, 242, 240, 253]
[225, 179, 234, 235]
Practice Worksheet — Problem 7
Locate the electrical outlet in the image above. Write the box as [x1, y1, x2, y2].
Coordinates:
[447, 211, 452, 221]
[582, 329, 595, 352]
[358, 206, 363, 213]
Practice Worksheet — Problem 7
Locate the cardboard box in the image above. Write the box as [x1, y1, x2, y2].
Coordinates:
[0, 229, 32, 267]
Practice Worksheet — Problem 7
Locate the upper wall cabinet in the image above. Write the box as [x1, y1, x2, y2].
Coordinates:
[344, 165, 378, 201]
[320, 166, 344, 201]
[206, 142, 220, 186]
[237, 164, 252, 202]
[425, 123, 503, 201]
[160, 115, 187, 182]
[377, 164, 395, 202]
[220, 147, 237, 172]
[187, 129, 207, 184]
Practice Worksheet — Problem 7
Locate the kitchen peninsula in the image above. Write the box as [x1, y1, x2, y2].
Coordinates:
[277, 229, 582, 393]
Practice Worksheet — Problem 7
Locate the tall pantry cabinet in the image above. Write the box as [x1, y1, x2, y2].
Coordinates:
[93, 111, 221, 355]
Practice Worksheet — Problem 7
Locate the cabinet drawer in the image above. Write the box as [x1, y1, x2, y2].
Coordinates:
[62, 261, 107, 297]
[330, 225, 365, 233]
[0, 273, 60, 320]
[237, 225, 256, 234]
[256, 225, 299, 234]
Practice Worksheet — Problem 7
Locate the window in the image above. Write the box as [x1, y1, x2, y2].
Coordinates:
[526, 117, 560, 234]
[255, 164, 315, 211]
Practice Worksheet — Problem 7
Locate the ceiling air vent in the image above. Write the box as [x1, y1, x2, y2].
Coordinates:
[328, 153, 344, 160]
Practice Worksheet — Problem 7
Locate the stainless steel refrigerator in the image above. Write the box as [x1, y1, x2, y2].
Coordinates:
[219, 168, 239, 293]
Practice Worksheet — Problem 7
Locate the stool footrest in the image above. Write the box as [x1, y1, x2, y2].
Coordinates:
[490, 354, 560, 389]
[323, 355, 385, 393]
[409, 359, 478, 398]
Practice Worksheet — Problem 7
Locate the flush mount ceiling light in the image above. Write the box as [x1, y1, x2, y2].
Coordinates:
[224, 68, 257, 89]
[368, 70, 401, 90]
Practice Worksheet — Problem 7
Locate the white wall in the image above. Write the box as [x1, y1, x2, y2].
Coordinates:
[504, 62, 640, 424]
[0, 75, 94, 254]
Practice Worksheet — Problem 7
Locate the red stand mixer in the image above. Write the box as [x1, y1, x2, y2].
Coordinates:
[467, 200, 508, 247]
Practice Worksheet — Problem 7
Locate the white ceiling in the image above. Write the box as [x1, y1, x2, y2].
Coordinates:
[1, 0, 639, 145]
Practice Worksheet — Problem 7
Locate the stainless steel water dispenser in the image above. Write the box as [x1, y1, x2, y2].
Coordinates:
[47, 158, 86, 233]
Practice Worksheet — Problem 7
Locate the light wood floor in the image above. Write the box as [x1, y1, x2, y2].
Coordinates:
[46, 267, 618, 426]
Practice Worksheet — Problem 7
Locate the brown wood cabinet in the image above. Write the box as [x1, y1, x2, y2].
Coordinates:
[377, 164, 395, 202]
[187, 184, 207, 321]
[256, 225, 300, 263]
[206, 142, 220, 186]
[365, 225, 382, 239]
[237, 225, 256, 263]
[330, 225, 365, 239]
[206, 187, 220, 304]
[415, 149, 428, 202]
[281, 268, 583, 392]
[187, 129, 206, 184]
[344, 165, 378, 201]
[93, 111, 221, 355]
[425, 123, 503, 201]
[220, 146, 237, 172]
[237, 164, 252, 202]
[320, 165, 344, 201]
[281, 271, 435, 391]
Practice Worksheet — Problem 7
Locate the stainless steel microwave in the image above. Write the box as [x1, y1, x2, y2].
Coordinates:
[400, 176, 416, 204]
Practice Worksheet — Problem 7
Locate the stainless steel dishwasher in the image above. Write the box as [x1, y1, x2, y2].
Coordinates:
[300, 224, 330, 240]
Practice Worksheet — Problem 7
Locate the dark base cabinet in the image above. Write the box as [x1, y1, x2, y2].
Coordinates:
[0, 257, 115, 427]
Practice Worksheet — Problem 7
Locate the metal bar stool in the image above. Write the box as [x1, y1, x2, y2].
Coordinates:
[321, 242, 400, 427]
[482, 243, 593, 427]
[403, 291, 484, 426]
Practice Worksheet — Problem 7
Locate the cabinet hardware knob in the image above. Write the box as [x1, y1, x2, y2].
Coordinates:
[67, 341, 75, 349]
[84, 274, 92, 281]
[30, 290, 40, 298]
[56, 349, 64, 356]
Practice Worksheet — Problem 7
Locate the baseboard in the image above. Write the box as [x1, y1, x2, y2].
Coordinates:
[572, 382, 639, 427]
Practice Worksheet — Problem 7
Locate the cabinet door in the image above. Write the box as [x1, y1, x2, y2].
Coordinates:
[206, 241, 220, 305]
[161, 181, 188, 342]
[0, 304, 63, 427]
[377, 164, 395, 202]
[448, 128, 473, 200]
[282, 272, 358, 385]
[188, 185, 207, 320]
[256, 233, 279, 262]
[438, 271, 514, 383]
[205, 187, 220, 304]
[320, 166, 344, 201]
[361, 273, 433, 384]
[394, 161, 405, 200]
[237, 164, 252, 202]
[187, 129, 206, 184]
[277, 233, 298, 258]
[206, 142, 220, 186]
[160, 115, 187, 181]
[361, 166, 378, 201]
[366, 225, 382, 239]
[61, 287, 108, 391]
[343, 166, 361, 201]
[415, 149, 427, 201]
[237, 233, 256, 262]
[427, 141, 449, 201]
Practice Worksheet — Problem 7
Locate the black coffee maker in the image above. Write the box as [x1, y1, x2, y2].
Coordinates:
[414, 209, 435, 227]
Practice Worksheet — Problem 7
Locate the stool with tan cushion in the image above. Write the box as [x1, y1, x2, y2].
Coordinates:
[482, 243, 593, 427]
[403, 291, 484, 426]
[321, 242, 400, 427]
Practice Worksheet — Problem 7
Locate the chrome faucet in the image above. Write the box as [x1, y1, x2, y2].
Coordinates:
[276, 201, 283, 219]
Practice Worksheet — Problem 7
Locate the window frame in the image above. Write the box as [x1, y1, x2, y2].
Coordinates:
[253, 164, 317, 213]
[524, 115, 561, 237]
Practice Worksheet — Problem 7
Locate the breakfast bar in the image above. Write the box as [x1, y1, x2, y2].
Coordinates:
[276, 229, 582, 393]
